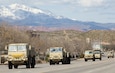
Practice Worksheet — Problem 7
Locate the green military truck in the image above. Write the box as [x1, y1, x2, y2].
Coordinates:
[49, 47, 71, 65]
[6, 43, 36, 69]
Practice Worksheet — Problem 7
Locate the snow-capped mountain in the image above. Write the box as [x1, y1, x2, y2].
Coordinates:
[0, 3, 54, 20]
[0, 3, 114, 31]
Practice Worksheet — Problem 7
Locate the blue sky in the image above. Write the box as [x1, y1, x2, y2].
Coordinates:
[0, 0, 115, 23]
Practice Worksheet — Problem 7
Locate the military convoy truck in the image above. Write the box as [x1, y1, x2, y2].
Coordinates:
[6, 43, 36, 69]
[84, 50, 102, 62]
[107, 51, 114, 58]
[93, 50, 102, 60]
[84, 50, 95, 62]
[49, 47, 71, 65]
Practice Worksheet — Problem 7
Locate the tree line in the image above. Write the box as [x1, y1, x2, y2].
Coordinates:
[0, 23, 115, 56]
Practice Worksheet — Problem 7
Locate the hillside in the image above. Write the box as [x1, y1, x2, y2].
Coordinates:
[0, 24, 115, 54]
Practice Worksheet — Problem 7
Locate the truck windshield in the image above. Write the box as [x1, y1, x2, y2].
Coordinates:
[94, 50, 101, 54]
[85, 51, 93, 54]
[9, 45, 17, 52]
[8, 45, 26, 52]
[50, 48, 62, 52]
[18, 45, 26, 51]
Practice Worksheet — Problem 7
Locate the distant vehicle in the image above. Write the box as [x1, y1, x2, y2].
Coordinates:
[93, 50, 102, 60]
[6, 43, 36, 69]
[107, 51, 114, 58]
[0, 55, 8, 64]
[84, 50, 95, 62]
[49, 47, 71, 65]
[101, 52, 105, 56]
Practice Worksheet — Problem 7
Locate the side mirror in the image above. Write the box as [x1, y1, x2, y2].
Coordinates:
[67, 52, 70, 57]
[5, 45, 8, 50]
[29, 45, 31, 50]
[63, 49, 65, 52]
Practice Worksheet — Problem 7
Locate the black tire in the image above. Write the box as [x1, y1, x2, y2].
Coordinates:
[68, 58, 71, 64]
[85, 59, 87, 62]
[93, 58, 95, 61]
[67, 58, 70, 64]
[62, 60, 65, 64]
[68, 60, 70, 64]
[8, 61, 13, 69]
[50, 60, 55, 65]
[26, 64, 30, 68]
[62, 58, 66, 64]
[100, 58, 102, 60]
[31, 64, 35, 68]
[14, 65, 18, 69]
[26, 61, 30, 68]
[31, 56, 35, 68]
[49, 60, 52, 65]
[65, 58, 68, 64]
[56, 62, 59, 64]
[31, 62, 35, 68]
[62, 58, 69, 64]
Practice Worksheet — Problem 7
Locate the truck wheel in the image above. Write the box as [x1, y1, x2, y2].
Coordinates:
[85, 59, 87, 62]
[49, 61, 52, 65]
[26, 64, 30, 68]
[62, 58, 67, 64]
[68, 58, 71, 64]
[14, 65, 18, 69]
[93, 58, 95, 61]
[100, 58, 102, 60]
[26, 61, 30, 68]
[31, 64, 35, 68]
[50, 60, 54, 65]
[31, 61, 35, 68]
[67, 58, 70, 64]
[8, 61, 13, 69]
[67, 60, 70, 64]
[62, 60, 65, 64]
[49, 60, 52, 65]
[31, 57, 35, 68]
[56, 62, 59, 64]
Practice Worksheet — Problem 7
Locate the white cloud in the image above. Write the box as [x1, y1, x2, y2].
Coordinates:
[78, 0, 105, 7]
[0, 0, 107, 8]
[32, 0, 76, 5]
[31, 0, 106, 8]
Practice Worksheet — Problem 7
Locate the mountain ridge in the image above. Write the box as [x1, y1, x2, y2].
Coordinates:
[0, 3, 114, 31]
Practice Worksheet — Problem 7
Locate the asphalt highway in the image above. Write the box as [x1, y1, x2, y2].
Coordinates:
[0, 57, 114, 73]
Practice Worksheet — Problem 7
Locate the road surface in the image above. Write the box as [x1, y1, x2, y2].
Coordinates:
[0, 57, 115, 73]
